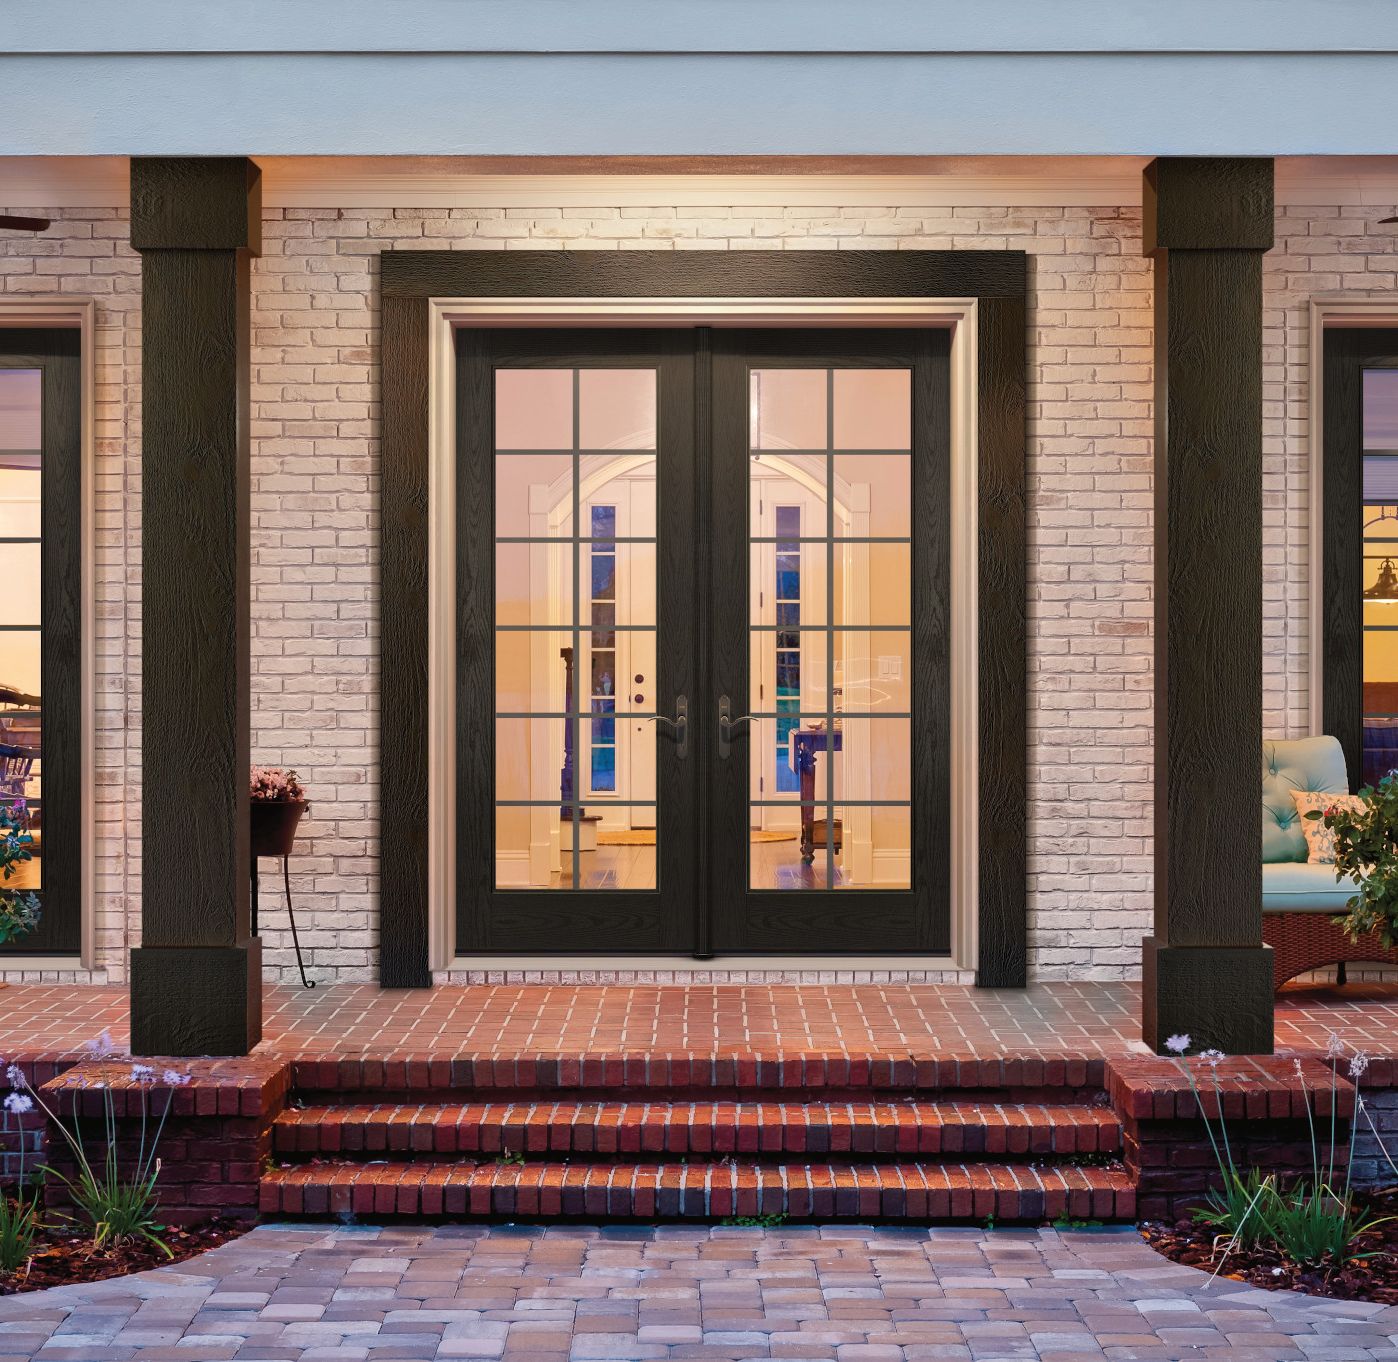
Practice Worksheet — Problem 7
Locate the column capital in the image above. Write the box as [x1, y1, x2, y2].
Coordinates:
[1143, 156, 1273, 255]
[130, 156, 261, 255]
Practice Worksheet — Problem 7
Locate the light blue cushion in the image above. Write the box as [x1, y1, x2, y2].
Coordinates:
[1262, 736, 1350, 864]
[1262, 861, 1361, 913]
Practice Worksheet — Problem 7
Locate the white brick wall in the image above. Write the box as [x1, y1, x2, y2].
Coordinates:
[0, 194, 1379, 985]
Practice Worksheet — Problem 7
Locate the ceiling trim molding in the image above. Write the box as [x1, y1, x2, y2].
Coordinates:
[3, 157, 1398, 213]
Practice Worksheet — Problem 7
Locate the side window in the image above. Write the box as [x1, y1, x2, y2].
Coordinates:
[0, 328, 81, 956]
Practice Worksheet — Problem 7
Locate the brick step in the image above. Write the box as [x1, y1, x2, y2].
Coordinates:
[287, 1054, 1109, 1096]
[260, 1159, 1136, 1223]
[273, 1098, 1121, 1159]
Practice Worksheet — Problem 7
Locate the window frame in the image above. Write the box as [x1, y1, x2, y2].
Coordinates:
[0, 307, 91, 963]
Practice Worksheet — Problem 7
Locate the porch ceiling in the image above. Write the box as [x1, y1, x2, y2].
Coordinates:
[6, 156, 1398, 213]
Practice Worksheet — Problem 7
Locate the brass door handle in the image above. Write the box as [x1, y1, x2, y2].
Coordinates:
[717, 694, 751, 759]
[649, 694, 688, 760]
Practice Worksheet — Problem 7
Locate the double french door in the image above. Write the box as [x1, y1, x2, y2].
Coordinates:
[457, 327, 950, 955]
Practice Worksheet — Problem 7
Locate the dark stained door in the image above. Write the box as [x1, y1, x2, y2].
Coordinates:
[706, 330, 952, 953]
[456, 330, 697, 952]
[456, 326, 952, 956]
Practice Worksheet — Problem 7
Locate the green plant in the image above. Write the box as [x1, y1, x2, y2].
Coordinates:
[0, 1189, 38, 1274]
[0, 1073, 40, 1274]
[8, 1040, 190, 1258]
[1166, 1033, 1394, 1276]
[1190, 1166, 1278, 1249]
[0, 1095, 39, 1274]
[0, 802, 40, 946]
[720, 1213, 787, 1228]
[1308, 772, 1398, 946]
[495, 1149, 526, 1166]
[1266, 1179, 1391, 1266]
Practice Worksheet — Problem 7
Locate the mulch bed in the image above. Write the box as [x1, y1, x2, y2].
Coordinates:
[0, 1219, 245, 1296]
[1142, 1188, 1398, 1304]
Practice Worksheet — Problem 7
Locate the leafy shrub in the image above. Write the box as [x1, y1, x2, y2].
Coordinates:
[6, 1037, 190, 1258]
[1309, 772, 1398, 947]
[0, 802, 39, 946]
[1166, 1032, 1394, 1275]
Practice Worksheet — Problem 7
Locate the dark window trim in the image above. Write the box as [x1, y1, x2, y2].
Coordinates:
[0, 326, 84, 958]
[378, 250, 1028, 988]
[1322, 326, 1398, 786]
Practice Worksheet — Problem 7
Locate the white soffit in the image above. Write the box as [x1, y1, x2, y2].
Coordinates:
[4, 157, 1398, 211]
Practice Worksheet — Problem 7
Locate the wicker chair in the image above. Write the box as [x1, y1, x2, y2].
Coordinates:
[1262, 735, 1398, 988]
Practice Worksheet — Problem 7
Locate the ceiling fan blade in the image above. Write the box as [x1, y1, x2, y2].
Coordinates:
[0, 215, 51, 232]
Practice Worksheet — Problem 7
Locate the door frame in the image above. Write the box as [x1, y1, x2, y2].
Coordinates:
[380, 251, 1027, 988]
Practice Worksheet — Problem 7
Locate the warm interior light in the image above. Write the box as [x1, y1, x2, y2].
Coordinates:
[1365, 556, 1398, 602]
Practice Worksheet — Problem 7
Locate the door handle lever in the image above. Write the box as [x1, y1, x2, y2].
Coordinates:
[717, 694, 751, 759]
[649, 694, 688, 760]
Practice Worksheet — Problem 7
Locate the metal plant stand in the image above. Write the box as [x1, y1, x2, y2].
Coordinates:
[250, 854, 315, 988]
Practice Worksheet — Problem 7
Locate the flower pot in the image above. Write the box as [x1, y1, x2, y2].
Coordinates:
[250, 798, 307, 858]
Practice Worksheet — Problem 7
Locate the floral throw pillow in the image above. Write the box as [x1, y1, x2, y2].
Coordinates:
[1290, 791, 1366, 865]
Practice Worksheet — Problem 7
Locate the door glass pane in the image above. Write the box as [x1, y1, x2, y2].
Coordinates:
[0, 370, 42, 894]
[493, 367, 658, 890]
[494, 454, 573, 538]
[580, 370, 657, 450]
[495, 369, 573, 450]
[0, 370, 40, 454]
[750, 369, 826, 450]
[1362, 370, 1398, 786]
[833, 369, 912, 450]
[833, 453, 911, 538]
[747, 366, 913, 890]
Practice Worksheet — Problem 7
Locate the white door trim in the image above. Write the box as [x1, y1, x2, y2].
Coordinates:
[427, 295, 979, 974]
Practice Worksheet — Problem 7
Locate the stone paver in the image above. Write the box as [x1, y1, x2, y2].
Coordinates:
[1, 1224, 1395, 1362]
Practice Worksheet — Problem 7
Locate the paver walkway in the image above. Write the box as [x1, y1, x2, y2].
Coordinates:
[0, 1223, 1394, 1362]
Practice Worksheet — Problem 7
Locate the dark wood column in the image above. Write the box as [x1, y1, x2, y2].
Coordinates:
[1142, 157, 1275, 1055]
[129, 158, 262, 1056]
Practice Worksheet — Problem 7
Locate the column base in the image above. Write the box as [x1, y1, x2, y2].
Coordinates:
[1142, 936, 1274, 1055]
[130, 939, 263, 1057]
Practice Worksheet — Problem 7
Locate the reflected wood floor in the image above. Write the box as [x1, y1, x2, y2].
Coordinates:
[547, 839, 841, 890]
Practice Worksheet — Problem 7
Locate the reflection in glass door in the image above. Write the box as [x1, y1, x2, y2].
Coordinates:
[710, 331, 950, 954]
[457, 331, 695, 954]
[492, 367, 660, 891]
[456, 327, 949, 957]
[745, 367, 913, 892]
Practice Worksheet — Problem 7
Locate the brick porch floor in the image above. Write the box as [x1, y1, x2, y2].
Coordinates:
[0, 978, 1392, 1068]
[7, 980, 1394, 1228]
[1, 979, 1396, 1062]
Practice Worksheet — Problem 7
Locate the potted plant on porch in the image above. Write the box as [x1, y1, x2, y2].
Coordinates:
[249, 766, 309, 857]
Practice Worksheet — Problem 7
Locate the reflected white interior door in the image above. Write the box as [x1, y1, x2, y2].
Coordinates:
[748, 470, 827, 832]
